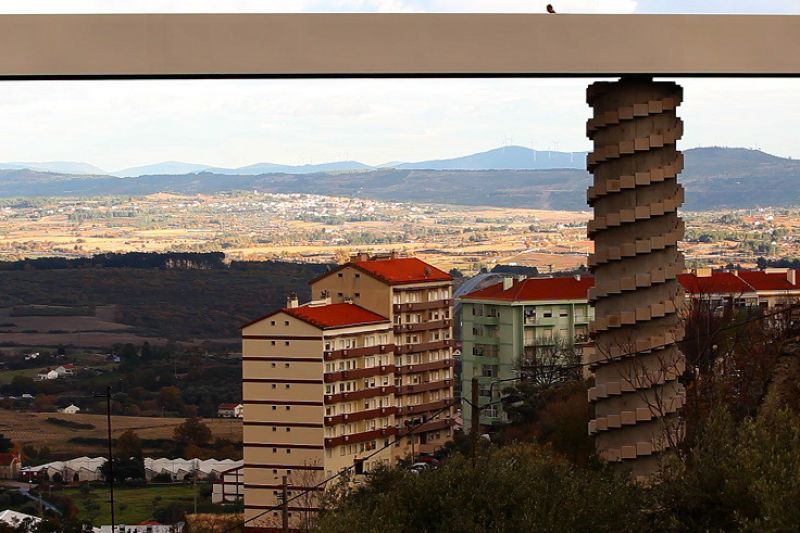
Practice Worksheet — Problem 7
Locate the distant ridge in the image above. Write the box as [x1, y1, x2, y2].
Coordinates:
[1, 147, 798, 211]
[4, 146, 588, 179]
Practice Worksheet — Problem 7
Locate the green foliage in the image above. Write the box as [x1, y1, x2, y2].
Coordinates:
[316, 444, 648, 533]
[173, 417, 213, 454]
[654, 408, 800, 531]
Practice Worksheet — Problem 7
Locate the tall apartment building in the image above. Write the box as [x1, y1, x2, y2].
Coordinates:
[460, 275, 595, 429]
[310, 253, 456, 454]
[459, 268, 800, 432]
[241, 254, 455, 531]
[242, 299, 397, 531]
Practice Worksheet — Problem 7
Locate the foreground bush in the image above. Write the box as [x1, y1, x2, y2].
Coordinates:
[316, 444, 648, 533]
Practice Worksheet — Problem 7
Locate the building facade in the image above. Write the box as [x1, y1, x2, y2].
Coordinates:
[242, 256, 455, 531]
[460, 268, 800, 432]
[460, 275, 595, 429]
[310, 254, 456, 455]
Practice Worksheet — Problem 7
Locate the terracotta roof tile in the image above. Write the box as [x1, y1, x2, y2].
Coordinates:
[283, 303, 389, 329]
[349, 257, 451, 285]
[734, 270, 799, 291]
[463, 276, 594, 302]
[677, 272, 755, 295]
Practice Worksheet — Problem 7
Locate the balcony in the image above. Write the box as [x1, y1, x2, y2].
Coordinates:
[398, 417, 455, 436]
[324, 364, 396, 383]
[396, 358, 454, 375]
[393, 299, 452, 313]
[473, 315, 499, 326]
[393, 319, 451, 334]
[394, 339, 455, 355]
[325, 406, 398, 426]
[397, 398, 452, 416]
[324, 385, 397, 405]
[324, 343, 396, 361]
[397, 378, 452, 395]
[325, 426, 398, 448]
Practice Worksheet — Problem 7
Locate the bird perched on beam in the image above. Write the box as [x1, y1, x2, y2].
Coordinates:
[546, 4, 556, 13]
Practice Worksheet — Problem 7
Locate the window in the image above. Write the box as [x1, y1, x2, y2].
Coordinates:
[271, 340, 276, 346]
[559, 307, 569, 317]
[481, 365, 498, 378]
[271, 384, 277, 389]
[270, 320, 276, 326]
[338, 273, 343, 277]
[284, 320, 289, 326]
[355, 292, 361, 298]
[284, 341, 290, 346]
[355, 273, 360, 278]
[271, 363, 276, 368]
[543, 308, 552, 318]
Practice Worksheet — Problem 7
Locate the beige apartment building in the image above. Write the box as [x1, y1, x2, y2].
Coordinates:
[241, 254, 455, 531]
[310, 253, 457, 452]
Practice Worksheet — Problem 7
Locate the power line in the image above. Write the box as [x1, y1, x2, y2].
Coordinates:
[567, 299, 800, 370]
[224, 399, 458, 532]
[226, 300, 799, 531]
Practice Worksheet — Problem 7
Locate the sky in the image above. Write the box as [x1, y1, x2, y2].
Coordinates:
[0, 1, 797, 171]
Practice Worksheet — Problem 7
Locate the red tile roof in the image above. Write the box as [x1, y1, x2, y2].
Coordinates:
[283, 303, 389, 329]
[314, 257, 451, 286]
[464, 276, 594, 302]
[734, 270, 799, 291]
[218, 403, 240, 410]
[677, 272, 754, 295]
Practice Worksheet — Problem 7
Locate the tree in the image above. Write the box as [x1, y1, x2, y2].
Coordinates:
[316, 444, 649, 533]
[173, 417, 212, 453]
[158, 386, 184, 414]
[116, 429, 142, 458]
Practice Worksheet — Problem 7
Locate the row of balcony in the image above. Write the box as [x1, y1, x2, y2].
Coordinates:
[393, 319, 452, 333]
[397, 398, 452, 416]
[324, 406, 398, 426]
[524, 316, 590, 326]
[393, 299, 453, 313]
[323, 343, 396, 361]
[397, 378, 452, 396]
[325, 426, 398, 448]
[397, 417, 456, 436]
[323, 364, 396, 383]
[396, 358, 454, 375]
[324, 385, 396, 405]
[395, 339, 455, 355]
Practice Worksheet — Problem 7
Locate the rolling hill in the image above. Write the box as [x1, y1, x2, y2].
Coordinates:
[1, 147, 798, 211]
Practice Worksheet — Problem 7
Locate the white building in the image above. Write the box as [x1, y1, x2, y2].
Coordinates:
[0, 509, 41, 531]
[59, 404, 81, 414]
[96, 522, 183, 533]
[212, 465, 243, 504]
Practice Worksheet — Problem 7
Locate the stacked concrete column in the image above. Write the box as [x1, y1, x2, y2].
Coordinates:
[585, 77, 687, 478]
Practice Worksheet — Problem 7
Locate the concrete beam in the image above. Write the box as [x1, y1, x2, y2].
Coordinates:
[0, 14, 799, 78]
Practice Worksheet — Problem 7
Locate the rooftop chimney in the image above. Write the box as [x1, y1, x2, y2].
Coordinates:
[286, 292, 299, 308]
[574, 274, 581, 281]
[503, 277, 514, 290]
[789, 270, 797, 286]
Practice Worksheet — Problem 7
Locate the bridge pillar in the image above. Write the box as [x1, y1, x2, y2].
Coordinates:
[585, 77, 686, 478]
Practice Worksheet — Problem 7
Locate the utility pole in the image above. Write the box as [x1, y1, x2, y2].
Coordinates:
[94, 386, 115, 532]
[470, 377, 479, 468]
[105, 387, 115, 532]
[281, 475, 289, 533]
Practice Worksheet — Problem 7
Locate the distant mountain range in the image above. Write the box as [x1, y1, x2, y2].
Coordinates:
[0, 146, 798, 211]
[1, 146, 587, 177]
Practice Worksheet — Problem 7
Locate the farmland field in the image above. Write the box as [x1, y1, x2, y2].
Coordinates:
[0, 411, 241, 458]
[62, 483, 200, 525]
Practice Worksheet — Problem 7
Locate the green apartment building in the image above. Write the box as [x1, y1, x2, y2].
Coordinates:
[460, 275, 595, 430]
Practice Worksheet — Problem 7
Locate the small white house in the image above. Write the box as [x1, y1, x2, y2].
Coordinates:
[55, 364, 77, 377]
[217, 403, 243, 418]
[37, 368, 59, 381]
[59, 404, 80, 415]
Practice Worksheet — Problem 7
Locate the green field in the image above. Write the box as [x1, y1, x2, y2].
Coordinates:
[62, 483, 201, 525]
